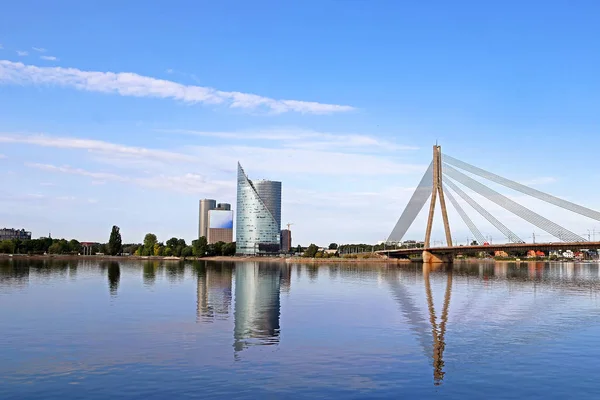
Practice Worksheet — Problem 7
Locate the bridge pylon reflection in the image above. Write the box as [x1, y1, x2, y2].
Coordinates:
[387, 265, 453, 385]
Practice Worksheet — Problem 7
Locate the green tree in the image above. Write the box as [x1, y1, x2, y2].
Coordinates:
[69, 239, 81, 254]
[48, 242, 62, 254]
[108, 226, 122, 256]
[192, 236, 208, 257]
[0, 240, 15, 254]
[164, 247, 173, 257]
[304, 244, 319, 258]
[222, 242, 236, 256]
[143, 233, 158, 256]
[153, 243, 164, 256]
[328, 243, 338, 250]
[296, 245, 303, 253]
[212, 241, 224, 256]
[181, 246, 193, 258]
[166, 237, 179, 249]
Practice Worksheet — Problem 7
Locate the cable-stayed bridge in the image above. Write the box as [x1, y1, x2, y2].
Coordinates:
[380, 145, 600, 262]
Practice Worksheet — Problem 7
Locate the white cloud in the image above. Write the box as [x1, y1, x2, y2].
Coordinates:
[32, 47, 47, 53]
[0, 60, 355, 114]
[25, 162, 234, 195]
[160, 128, 419, 152]
[25, 163, 127, 182]
[16, 51, 28, 56]
[0, 132, 422, 176]
[40, 55, 58, 61]
[0, 133, 197, 164]
[189, 144, 425, 176]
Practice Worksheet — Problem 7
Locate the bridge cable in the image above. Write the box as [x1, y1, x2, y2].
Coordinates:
[387, 162, 434, 242]
[444, 165, 584, 242]
[444, 166, 582, 242]
[443, 164, 586, 242]
[442, 183, 487, 244]
[446, 173, 575, 243]
[443, 178, 524, 243]
[442, 154, 600, 222]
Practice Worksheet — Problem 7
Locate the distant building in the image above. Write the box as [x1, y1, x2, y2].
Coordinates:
[208, 209, 234, 244]
[494, 251, 509, 257]
[236, 163, 282, 255]
[280, 229, 292, 253]
[199, 200, 233, 240]
[0, 228, 32, 241]
[199, 199, 217, 239]
[563, 250, 575, 258]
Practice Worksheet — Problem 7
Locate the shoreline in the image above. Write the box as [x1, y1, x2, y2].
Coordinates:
[0, 254, 407, 264]
[0, 254, 595, 264]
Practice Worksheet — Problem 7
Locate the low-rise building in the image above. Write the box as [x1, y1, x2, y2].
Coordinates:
[0, 228, 32, 241]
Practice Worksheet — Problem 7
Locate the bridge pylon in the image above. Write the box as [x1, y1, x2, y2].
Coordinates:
[424, 145, 453, 248]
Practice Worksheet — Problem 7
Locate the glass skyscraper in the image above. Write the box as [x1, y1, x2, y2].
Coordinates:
[236, 163, 281, 255]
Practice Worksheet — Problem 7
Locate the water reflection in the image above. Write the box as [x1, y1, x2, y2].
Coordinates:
[194, 262, 286, 357]
[107, 262, 120, 296]
[386, 264, 453, 385]
[423, 265, 452, 385]
[196, 262, 233, 321]
[233, 263, 281, 355]
[143, 261, 157, 286]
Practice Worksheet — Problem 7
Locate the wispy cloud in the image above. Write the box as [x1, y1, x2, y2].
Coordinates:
[25, 163, 127, 182]
[16, 51, 28, 56]
[160, 128, 418, 151]
[32, 47, 46, 53]
[25, 162, 234, 195]
[40, 55, 58, 61]
[0, 60, 356, 115]
[0, 154, 6, 159]
[0, 133, 197, 164]
[1, 132, 423, 177]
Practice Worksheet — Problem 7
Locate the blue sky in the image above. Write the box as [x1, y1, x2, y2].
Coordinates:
[2, 0, 600, 246]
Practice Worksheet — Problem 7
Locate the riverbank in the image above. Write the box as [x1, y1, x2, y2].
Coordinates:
[0, 253, 408, 264]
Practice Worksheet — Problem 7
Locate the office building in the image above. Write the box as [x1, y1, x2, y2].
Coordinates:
[198, 199, 216, 239]
[0, 228, 32, 241]
[208, 209, 234, 244]
[236, 163, 282, 255]
[280, 229, 292, 253]
[199, 200, 233, 240]
[216, 203, 231, 211]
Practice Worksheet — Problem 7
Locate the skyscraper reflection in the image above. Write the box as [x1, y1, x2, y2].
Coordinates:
[233, 262, 282, 354]
[196, 262, 233, 321]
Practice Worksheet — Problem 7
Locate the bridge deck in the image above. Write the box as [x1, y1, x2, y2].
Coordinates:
[379, 241, 600, 258]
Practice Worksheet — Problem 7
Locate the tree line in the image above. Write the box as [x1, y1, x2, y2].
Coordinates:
[0, 225, 235, 257]
[131, 233, 235, 257]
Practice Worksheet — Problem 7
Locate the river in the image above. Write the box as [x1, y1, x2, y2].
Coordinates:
[1, 259, 599, 399]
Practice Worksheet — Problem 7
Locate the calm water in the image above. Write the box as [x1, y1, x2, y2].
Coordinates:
[1, 259, 600, 399]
